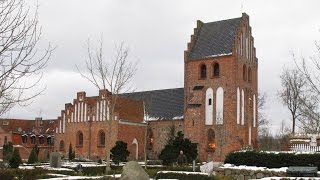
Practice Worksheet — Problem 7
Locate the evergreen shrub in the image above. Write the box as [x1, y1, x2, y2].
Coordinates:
[225, 151, 320, 169]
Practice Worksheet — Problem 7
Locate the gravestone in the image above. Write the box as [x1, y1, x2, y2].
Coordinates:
[43, 149, 49, 161]
[200, 161, 214, 174]
[310, 135, 317, 147]
[50, 152, 61, 168]
[120, 161, 149, 180]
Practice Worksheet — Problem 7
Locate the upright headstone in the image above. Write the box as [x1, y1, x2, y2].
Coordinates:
[50, 152, 61, 168]
[43, 149, 49, 161]
[120, 161, 149, 180]
[200, 161, 214, 174]
[310, 135, 317, 147]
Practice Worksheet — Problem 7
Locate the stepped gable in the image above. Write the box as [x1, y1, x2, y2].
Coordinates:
[121, 88, 184, 120]
[187, 17, 241, 60]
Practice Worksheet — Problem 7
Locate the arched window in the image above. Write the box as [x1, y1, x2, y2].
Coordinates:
[77, 131, 83, 146]
[59, 140, 65, 151]
[213, 63, 220, 77]
[39, 136, 44, 144]
[147, 128, 154, 150]
[248, 67, 252, 82]
[253, 94, 256, 127]
[243, 64, 247, 81]
[205, 88, 213, 125]
[241, 89, 245, 125]
[200, 64, 207, 79]
[216, 87, 224, 124]
[207, 129, 215, 152]
[21, 134, 27, 144]
[31, 135, 36, 144]
[99, 130, 105, 146]
[236, 87, 240, 125]
[47, 136, 52, 145]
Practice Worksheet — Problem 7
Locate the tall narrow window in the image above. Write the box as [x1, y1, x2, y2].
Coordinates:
[148, 129, 154, 150]
[47, 136, 52, 145]
[99, 131, 105, 146]
[59, 140, 65, 150]
[253, 94, 256, 127]
[243, 65, 247, 81]
[39, 136, 44, 144]
[236, 87, 240, 124]
[213, 63, 220, 77]
[77, 131, 83, 146]
[21, 135, 27, 144]
[200, 64, 207, 79]
[205, 88, 213, 125]
[241, 89, 245, 125]
[31, 135, 36, 144]
[216, 87, 224, 124]
[207, 129, 216, 152]
[248, 67, 252, 82]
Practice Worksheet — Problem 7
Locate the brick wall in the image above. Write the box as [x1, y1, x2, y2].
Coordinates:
[147, 119, 184, 159]
[183, 14, 258, 162]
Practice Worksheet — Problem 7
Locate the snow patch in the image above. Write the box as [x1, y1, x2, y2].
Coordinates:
[220, 164, 288, 173]
[204, 53, 232, 58]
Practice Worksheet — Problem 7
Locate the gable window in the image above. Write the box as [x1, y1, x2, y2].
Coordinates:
[30, 135, 36, 144]
[39, 136, 44, 144]
[213, 63, 220, 77]
[200, 64, 207, 79]
[99, 130, 105, 146]
[21, 134, 28, 144]
[207, 129, 216, 152]
[77, 131, 83, 146]
[47, 136, 52, 145]
[243, 64, 247, 81]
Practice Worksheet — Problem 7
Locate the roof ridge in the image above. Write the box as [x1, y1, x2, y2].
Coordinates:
[121, 87, 184, 94]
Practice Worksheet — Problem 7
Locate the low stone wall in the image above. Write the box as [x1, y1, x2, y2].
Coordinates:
[215, 166, 287, 179]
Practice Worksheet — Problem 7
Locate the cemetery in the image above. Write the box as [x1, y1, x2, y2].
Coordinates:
[0, 0, 319, 179]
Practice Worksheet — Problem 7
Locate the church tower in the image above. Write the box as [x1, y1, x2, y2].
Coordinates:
[183, 13, 258, 161]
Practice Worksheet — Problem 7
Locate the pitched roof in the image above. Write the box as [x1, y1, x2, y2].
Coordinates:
[188, 17, 241, 60]
[0, 118, 56, 134]
[120, 88, 184, 120]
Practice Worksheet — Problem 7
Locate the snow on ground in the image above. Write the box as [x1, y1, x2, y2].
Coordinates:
[158, 171, 209, 176]
[19, 165, 75, 171]
[37, 175, 105, 180]
[221, 163, 288, 172]
[259, 178, 320, 180]
[62, 161, 105, 168]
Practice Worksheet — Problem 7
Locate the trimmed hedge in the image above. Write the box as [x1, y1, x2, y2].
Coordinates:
[0, 168, 49, 180]
[225, 151, 320, 168]
[155, 171, 213, 180]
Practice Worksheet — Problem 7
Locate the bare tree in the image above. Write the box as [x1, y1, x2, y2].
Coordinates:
[77, 39, 137, 174]
[0, 0, 52, 115]
[279, 67, 307, 134]
[258, 92, 269, 137]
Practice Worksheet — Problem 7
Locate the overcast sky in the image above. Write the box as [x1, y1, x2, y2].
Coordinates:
[3, 0, 320, 134]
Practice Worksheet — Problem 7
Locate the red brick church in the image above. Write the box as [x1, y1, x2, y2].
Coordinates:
[0, 13, 258, 162]
[54, 13, 258, 162]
